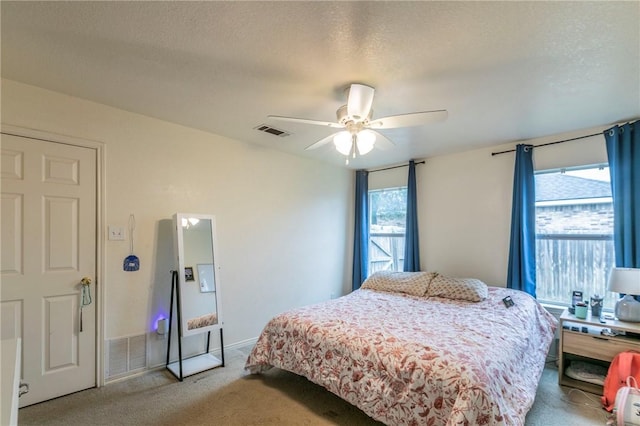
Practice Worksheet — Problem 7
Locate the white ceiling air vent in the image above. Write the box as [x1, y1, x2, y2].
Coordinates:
[254, 124, 291, 137]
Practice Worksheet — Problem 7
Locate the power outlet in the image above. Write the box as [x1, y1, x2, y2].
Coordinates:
[108, 226, 125, 241]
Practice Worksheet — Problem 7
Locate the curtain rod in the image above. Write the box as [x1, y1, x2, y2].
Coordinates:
[490, 132, 602, 156]
[369, 160, 425, 173]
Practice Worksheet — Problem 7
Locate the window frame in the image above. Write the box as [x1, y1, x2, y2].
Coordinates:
[367, 186, 408, 277]
[534, 164, 615, 309]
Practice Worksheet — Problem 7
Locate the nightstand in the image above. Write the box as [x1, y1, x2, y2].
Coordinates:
[558, 309, 640, 394]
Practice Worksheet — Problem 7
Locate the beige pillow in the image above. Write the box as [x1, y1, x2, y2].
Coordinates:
[426, 274, 488, 302]
[361, 271, 437, 297]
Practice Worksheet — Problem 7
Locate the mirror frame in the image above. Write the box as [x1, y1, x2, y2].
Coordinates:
[172, 213, 222, 337]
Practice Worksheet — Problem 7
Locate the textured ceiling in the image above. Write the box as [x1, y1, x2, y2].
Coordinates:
[1, 1, 639, 169]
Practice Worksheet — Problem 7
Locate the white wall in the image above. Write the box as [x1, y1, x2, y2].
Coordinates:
[419, 132, 608, 286]
[1, 79, 353, 375]
[368, 131, 609, 287]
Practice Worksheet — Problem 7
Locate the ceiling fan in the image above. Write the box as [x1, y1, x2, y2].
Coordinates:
[268, 83, 448, 164]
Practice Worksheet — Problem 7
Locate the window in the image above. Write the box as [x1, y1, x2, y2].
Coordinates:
[535, 165, 616, 309]
[368, 187, 407, 276]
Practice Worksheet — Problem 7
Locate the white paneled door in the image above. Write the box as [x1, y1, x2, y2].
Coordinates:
[1, 134, 97, 407]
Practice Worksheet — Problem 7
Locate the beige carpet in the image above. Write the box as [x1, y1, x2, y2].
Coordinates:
[18, 345, 611, 425]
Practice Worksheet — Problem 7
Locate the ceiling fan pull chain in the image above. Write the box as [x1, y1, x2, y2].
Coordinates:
[352, 134, 357, 158]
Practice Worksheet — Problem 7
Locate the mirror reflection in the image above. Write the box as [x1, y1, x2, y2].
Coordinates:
[174, 213, 220, 337]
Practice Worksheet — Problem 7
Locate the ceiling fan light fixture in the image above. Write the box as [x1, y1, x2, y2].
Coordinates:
[356, 130, 376, 155]
[267, 83, 447, 163]
[333, 131, 352, 155]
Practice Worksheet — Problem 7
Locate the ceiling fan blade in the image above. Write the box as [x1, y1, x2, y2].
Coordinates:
[368, 109, 448, 129]
[268, 115, 343, 129]
[305, 133, 338, 150]
[347, 84, 375, 120]
[371, 131, 395, 151]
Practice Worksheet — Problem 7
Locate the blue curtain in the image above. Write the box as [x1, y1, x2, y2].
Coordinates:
[403, 160, 420, 271]
[605, 121, 640, 268]
[352, 170, 369, 290]
[507, 144, 537, 297]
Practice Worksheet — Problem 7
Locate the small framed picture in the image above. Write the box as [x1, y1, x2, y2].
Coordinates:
[571, 290, 583, 306]
[184, 266, 195, 282]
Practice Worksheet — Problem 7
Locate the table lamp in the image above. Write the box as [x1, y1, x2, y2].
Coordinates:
[608, 267, 640, 322]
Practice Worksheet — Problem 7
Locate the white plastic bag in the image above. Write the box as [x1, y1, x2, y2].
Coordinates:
[615, 376, 640, 426]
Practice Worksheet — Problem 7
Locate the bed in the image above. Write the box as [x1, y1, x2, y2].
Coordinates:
[245, 272, 557, 426]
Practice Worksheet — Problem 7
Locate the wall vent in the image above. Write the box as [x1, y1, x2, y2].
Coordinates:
[106, 334, 147, 380]
[128, 334, 147, 370]
[254, 124, 291, 137]
[107, 338, 128, 377]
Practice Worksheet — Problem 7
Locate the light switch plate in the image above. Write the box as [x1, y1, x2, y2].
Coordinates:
[108, 226, 125, 241]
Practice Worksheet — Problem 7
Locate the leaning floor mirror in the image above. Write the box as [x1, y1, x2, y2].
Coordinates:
[166, 213, 224, 380]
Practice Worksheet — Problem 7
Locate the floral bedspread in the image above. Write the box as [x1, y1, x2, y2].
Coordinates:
[245, 287, 557, 426]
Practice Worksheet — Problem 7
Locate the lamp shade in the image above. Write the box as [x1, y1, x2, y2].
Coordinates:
[609, 267, 640, 322]
[356, 130, 376, 155]
[333, 131, 352, 155]
[608, 267, 640, 295]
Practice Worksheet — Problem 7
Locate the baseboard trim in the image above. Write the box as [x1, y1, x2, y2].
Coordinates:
[104, 336, 259, 385]
[228, 336, 258, 350]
